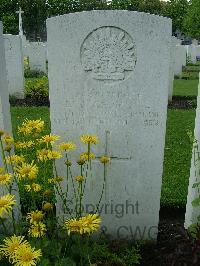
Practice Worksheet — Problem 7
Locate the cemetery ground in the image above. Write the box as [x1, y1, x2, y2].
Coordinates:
[6, 63, 200, 265]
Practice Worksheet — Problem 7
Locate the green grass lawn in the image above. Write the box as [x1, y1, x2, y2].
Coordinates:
[173, 79, 199, 97]
[161, 109, 195, 207]
[10, 106, 196, 208]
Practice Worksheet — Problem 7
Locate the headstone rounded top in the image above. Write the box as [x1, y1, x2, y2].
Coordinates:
[80, 26, 136, 82]
[46, 10, 171, 24]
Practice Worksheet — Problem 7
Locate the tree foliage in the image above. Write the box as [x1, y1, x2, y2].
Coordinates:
[0, 0, 198, 40]
[183, 0, 200, 39]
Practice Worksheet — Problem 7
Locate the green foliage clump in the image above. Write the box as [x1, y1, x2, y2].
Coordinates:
[25, 76, 49, 100]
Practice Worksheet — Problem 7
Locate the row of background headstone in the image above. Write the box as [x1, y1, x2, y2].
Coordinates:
[3, 32, 200, 102]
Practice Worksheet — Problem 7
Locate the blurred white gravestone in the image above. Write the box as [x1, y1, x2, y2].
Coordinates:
[187, 45, 197, 64]
[47, 10, 172, 240]
[27, 42, 47, 73]
[0, 22, 21, 225]
[185, 74, 200, 228]
[174, 45, 186, 76]
[3, 34, 24, 99]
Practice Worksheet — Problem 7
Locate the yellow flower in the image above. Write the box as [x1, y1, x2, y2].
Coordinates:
[0, 167, 4, 174]
[48, 176, 63, 184]
[79, 214, 101, 235]
[27, 210, 44, 224]
[43, 189, 53, 197]
[0, 130, 5, 137]
[0, 235, 29, 258]
[6, 155, 25, 165]
[3, 134, 14, 144]
[75, 175, 85, 183]
[18, 119, 44, 136]
[31, 183, 42, 192]
[65, 160, 72, 166]
[48, 150, 62, 160]
[15, 162, 38, 180]
[15, 141, 35, 150]
[11, 243, 42, 265]
[24, 185, 31, 192]
[0, 173, 12, 185]
[42, 202, 53, 212]
[77, 159, 85, 165]
[0, 194, 16, 218]
[80, 152, 95, 161]
[37, 149, 51, 162]
[4, 145, 12, 152]
[57, 142, 76, 151]
[80, 135, 99, 144]
[100, 156, 110, 164]
[64, 214, 101, 235]
[28, 222, 47, 238]
[41, 134, 60, 145]
[64, 218, 81, 235]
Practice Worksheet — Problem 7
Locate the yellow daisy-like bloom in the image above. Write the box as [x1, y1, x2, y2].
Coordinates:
[41, 134, 60, 145]
[0, 235, 29, 258]
[0, 173, 12, 185]
[48, 176, 63, 184]
[18, 119, 44, 136]
[75, 175, 85, 183]
[0, 130, 5, 137]
[31, 183, 42, 192]
[64, 214, 101, 235]
[4, 145, 12, 152]
[64, 218, 81, 235]
[3, 135, 14, 144]
[100, 156, 110, 164]
[48, 150, 62, 160]
[6, 155, 25, 165]
[57, 142, 76, 151]
[15, 141, 35, 150]
[37, 149, 51, 162]
[27, 210, 44, 224]
[43, 189, 53, 197]
[80, 152, 95, 161]
[80, 135, 99, 144]
[11, 243, 42, 266]
[28, 222, 47, 238]
[42, 202, 53, 212]
[0, 194, 16, 218]
[0, 167, 4, 174]
[79, 214, 101, 235]
[24, 185, 31, 192]
[15, 162, 38, 180]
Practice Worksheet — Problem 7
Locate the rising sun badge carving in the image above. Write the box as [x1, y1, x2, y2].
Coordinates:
[81, 26, 137, 81]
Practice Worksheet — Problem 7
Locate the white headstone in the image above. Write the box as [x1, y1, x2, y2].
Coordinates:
[3, 34, 24, 99]
[187, 44, 197, 64]
[0, 22, 21, 227]
[173, 45, 186, 76]
[27, 42, 47, 73]
[47, 10, 172, 240]
[185, 74, 200, 228]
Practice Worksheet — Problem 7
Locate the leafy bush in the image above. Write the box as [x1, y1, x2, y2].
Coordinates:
[24, 69, 47, 78]
[25, 77, 49, 101]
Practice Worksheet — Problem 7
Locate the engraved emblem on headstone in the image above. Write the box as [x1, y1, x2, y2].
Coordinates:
[81, 26, 137, 81]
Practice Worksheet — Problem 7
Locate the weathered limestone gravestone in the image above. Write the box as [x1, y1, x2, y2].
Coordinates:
[47, 10, 172, 240]
[187, 44, 196, 64]
[27, 42, 47, 73]
[185, 74, 200, 229]
[3, 34, 24, 99]
[0, 22, 21, 224]
[174, 45, 186, 76]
